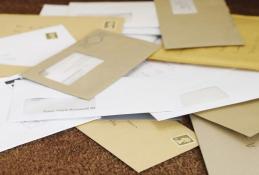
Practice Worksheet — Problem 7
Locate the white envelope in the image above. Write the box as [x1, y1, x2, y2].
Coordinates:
[9, 61, 259, 121]
[68, 1, 160, 35]
[0, 25, 75, 66]
[40, 4, 69, 16]
[0, 81, 98, 153]
[40, 3, 160, 41]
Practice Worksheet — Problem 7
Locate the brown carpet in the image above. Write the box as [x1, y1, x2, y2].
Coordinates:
[0, 0, 258, 174]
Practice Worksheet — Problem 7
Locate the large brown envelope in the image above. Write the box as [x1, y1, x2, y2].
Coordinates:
[150, 15, 259, 71]
[78, 119, 198, 172]
[154, 0, 243, 49]
[0, 14, 124, 77]
[191, 116, 259, 175]
[22, 30, 160, 100]
[195, 100, 259, 137]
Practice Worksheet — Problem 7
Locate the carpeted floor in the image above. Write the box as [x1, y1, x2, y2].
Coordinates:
[0, 0, 258, 174]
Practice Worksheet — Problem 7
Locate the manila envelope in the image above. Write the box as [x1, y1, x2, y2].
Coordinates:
[150, 15, 259, 71]
[78, 119, 198, 172]
[191, 116, 259, 175]
[22, 30, 160, 100]
[196, 100, 259, 137]
[0, 14, 124, 77]
[154, 0, 243, 49]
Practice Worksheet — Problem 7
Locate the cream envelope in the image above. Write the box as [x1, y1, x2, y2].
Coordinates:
[0, 14, 123, 77]
[40, 4, 69, 16]
[68, 1, 160, 35]
[0, 80, 98, 153]
[154, 0, 243, 49]
[77, 118, 198, 172]
[196, 100, 259, 137]
[150, 15, 259, 71]
[191, 116, 259, 175]
[22, 30, 160, 100]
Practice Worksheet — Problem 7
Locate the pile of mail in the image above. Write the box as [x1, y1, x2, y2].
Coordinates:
[0, 0, 259, 173]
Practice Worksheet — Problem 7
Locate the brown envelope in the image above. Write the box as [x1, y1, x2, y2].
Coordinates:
[22, 30, 160, 100]
[154, 0, 243, 49]
[191, 116, 259, 175]
[78, 119, 198, 172]
[0, 14, 124, 77]
[195, 100, 259, 137]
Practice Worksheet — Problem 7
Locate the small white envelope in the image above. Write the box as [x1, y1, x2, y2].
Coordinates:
[0, 25, 75, 66]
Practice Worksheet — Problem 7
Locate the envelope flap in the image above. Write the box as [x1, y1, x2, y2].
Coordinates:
[195, 100, 259, 137]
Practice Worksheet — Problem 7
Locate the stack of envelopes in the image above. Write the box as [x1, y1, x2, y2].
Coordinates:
[0, 0, 258, 173]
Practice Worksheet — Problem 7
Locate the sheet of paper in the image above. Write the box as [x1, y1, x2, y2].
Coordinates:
[68, 1, 160, 35]
[191, 116, 259, 175]
[0, 14, 123, 77]
[9, 60, 259, 121]
[0, 25, 75, 67]
[22, 30, 160, 100]
[150, 15, 259, 71]
[154, 0, 243, 49]
[77, 118, 198, 172]
[40, 4, 69, 16]
[0, 82, 99, 153]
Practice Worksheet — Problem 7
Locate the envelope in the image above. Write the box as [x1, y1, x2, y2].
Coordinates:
[11, 61, 259, 122]
[41, 4, 160, 42]
[150, 15, 259, 71]
[0, 80, 98, 153]
[68, 1, 160, 35]
[0, 14, 123, 77]
[22, 30, 160, 100]
[77, 118, 198, 172]
[0, 25, 76, 76]
[154, 0, 243, 49]
[191, 116, 259, 175]
[195, 100, 259, 137]
[9, 80, 100, 121]
[40, 4, 69, 16]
